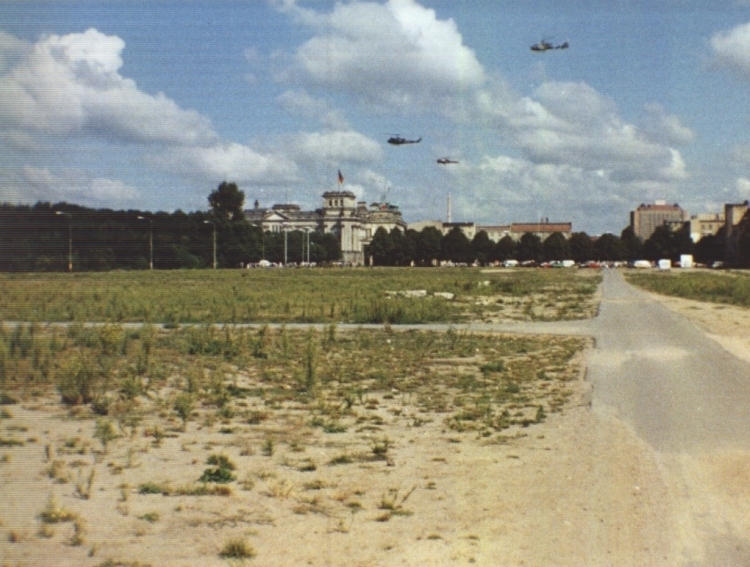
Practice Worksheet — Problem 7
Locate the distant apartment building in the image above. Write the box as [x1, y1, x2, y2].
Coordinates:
[689, 213, 724, 243]
[725, 201, 750, 265]
[630, 201, 689, 241]
[244, 191, 406, 265]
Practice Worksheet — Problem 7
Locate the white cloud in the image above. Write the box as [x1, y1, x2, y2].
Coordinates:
[277, 89, 349, 129]
[736, 177, 750, 198]
[711, 21, 750, 78]
[643, 103, 695, 146]
[0, 29, 217, 145]
[21, 166, 139, 205]
[285, 0, 485, 107]
[290, 130, 383, 166]
[153, 142, 300, 185]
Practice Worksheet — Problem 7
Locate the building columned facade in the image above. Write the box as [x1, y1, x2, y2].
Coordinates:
[408, 220, 572, 243]
[244, 191, 406, 265]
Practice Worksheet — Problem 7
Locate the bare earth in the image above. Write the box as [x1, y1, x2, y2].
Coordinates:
[1, 290, 749, 566]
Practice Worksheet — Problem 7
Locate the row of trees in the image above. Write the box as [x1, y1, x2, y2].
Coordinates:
[0, 180, 735, 271]
[0, 183, 341, 272]
[366, 224, 727, 267]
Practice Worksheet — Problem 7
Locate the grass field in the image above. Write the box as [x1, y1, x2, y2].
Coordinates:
[0, 269, 596, 564]
[0, 267, 601, 324]
[625, 269, 750, 308]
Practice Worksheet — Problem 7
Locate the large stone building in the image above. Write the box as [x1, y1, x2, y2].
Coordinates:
[407, 219, 572, 243]
[244, 191, 406, 265]
[630, 201, 689, 240]
[725, 201, 750, 265]
[688, 213, 724, 243]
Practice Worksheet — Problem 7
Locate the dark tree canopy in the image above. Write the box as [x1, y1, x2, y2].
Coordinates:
[516, 233, 543, 263]
[471, 230, 495, 265]
[594, 233, 625, 261]
[569, 232, 593, 263]
[441, 226, 472, 263]
[208, 181, 245, 220]
[542, 232, 571, 262]
[494, 235, 517, 262]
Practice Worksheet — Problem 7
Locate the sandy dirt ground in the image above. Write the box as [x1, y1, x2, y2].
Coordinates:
[1, 288, 749, 567]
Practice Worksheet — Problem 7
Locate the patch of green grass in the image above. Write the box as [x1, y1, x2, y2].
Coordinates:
[626, 270, 750, 307]
[0, 268, 600, 324]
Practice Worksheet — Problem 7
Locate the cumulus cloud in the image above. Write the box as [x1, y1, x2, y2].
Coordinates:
[0, 28, 217, 145]
[475, 80, 687, 184]
[22, 166, 139, 205]
[153, 142, 300, 185]
[736, 177, 750, 198]
[643, 103, 695, 146]
[711, 21, 750, 78]
[277, 89, 349, 129]
[283, 0, 485, 107]
[289, 130, 383, 166]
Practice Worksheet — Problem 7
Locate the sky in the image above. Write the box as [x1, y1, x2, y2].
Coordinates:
[3, 0, 750, 234]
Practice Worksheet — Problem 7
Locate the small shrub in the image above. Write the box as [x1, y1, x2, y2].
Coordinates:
[206, 453, 235, 470]
[199, 466, 235, 484]
[173, 393, 194, 430]
[220, 538, 255, 559]
[94, 419, 117, 453]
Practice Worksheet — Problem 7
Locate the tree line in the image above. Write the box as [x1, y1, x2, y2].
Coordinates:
[0, 180, 734, 271]
[0, 183, 341, 272]
[365, 224, 727, 266]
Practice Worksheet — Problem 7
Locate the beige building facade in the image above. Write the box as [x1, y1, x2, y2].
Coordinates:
[244, 191, 406, 265]
[630, 201, 689, 240]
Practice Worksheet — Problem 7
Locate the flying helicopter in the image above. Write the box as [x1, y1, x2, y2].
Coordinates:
[530, 39, 568, 52]
[530, 39, 554, 52]
[387, 135, 422, 145]
[437, 158, 459, 164]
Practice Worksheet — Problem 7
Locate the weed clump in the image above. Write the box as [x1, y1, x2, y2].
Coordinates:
[220, 538, 255, 559]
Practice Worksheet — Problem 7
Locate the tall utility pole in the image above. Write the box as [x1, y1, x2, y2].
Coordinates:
[137, 216, 153, 270]
[283, 223, 288, 265]
[55, 211, 73, 272]
[203, 220, 217, 269]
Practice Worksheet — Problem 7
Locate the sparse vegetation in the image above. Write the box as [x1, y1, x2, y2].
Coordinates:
[626, 270, 750, 308]
[219, 538, 255, 559]
[0, 269, 593, 565]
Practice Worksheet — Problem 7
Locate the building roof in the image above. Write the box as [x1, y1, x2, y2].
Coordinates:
[635, 203, 683, 211]
[511, 222, 572, 233]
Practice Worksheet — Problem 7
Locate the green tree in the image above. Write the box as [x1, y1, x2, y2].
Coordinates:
[441, 227, 471, 263]
[471, 230, 495, 265]
[620, 226, 643, 261]
[494, 235, 517, 262]
[416, 226, 442, 265]
[694, 232, 724, 265]
[366, 227, 392, 266]
[594, 233, 625, 261]
[516, 233, 543, 263]
[208, 182, 245, 221]
[389, 228, 407, 265]
[542, 232, 571, 261]
[569, 232, 593, 263]
[643, 225, 693, 262]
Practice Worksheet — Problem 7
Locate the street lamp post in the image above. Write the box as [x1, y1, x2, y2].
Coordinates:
[283, 223, 287, 266]
[203, 220, 217, 269]
[137, 216, 153, 270]
[55, 211, 73, 272]
[304, 228, 311, 264]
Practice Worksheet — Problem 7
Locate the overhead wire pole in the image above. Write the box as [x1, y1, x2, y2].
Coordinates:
[55, 211, 73, 272]
[203, 220, 217, 269]
[137, 215, 153, 270]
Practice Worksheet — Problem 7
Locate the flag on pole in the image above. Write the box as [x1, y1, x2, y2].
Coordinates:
[338, 169, 344, 185]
